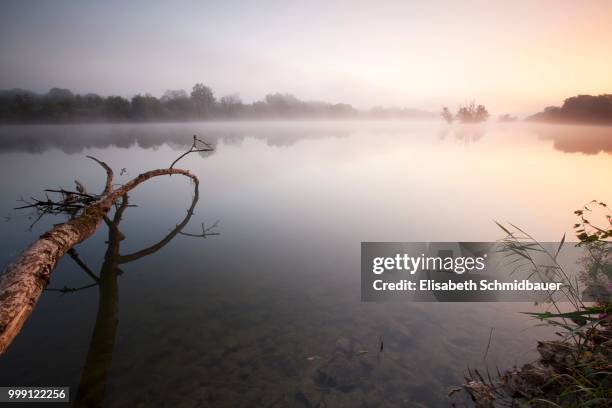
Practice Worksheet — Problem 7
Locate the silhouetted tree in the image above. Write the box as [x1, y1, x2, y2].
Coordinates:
[190, 83, 216, 117]
[40, 88, 76, 120]
[0, 85, 439, 122]
[82, 93, 103, 107]
[219, 93, 243, 117]
[455, 102, 489, 123]
[528, 94, 612, 123]
[103, 96, 130, 119]
[161, 89, 193, 119]
[79, 93, 104, 119]
[440, 107, 454, 123]
[12, 94, 35, 120]
[328, 103, 357, 117]
[46, 88, 74, 102]
[264, 93, 304, 116]
[131, 94, 162, 120]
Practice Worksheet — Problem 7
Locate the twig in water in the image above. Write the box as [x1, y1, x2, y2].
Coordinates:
[483, 327, 494, 361]
[169, 135, 214, 169]
[179, 221, 220, 238]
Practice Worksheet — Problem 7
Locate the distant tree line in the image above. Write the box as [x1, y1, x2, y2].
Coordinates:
[497, 114, 517, 123]
[528, 94, 612, 124]
[0, 84, 435, 123]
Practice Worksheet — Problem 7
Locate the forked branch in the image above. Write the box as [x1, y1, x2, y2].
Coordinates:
[179, 221, 220, 238]
[169, 135, 214, 169]
[0, 137, 213, 354]
[86, 155, 114, 195]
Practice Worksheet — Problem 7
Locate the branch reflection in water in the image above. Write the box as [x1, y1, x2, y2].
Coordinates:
[44, 180, 218, 407]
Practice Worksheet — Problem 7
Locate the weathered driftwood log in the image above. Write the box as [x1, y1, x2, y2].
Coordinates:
[0, 155, 201, 354]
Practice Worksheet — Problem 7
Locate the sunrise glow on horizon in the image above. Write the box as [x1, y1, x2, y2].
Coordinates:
[1, 0, 612, 115]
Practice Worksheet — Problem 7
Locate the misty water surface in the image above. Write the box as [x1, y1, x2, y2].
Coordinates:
[0, 121, 610, 407]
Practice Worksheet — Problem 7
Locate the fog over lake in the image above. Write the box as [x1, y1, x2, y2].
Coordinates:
[0, 121, 610, 406]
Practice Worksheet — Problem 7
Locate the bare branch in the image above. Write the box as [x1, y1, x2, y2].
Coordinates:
[26, 212, 45, 232]
[74, 180, 87, 194]
[1, 167, 198, 353]
[86, 155, 113, 195]
[14, 197, 86, 211]
[179, 221, 220, 238]
[45, 283, 98, 294]
[0, 137, 205, 354]
[14, 194, 90, 217]
[169, 134, 214, 169]
[44, 189, 94, 199]
[67, 248, 99, 283]
[118, 178, 201, 264]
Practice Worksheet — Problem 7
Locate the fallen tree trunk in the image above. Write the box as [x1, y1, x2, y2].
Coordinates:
[0, 156, 199, 354]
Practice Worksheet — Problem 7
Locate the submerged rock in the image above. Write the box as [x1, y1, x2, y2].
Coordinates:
[314, 337, 372, 393]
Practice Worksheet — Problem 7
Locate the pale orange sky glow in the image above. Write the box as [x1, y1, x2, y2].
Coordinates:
[1, 0, 611, 115]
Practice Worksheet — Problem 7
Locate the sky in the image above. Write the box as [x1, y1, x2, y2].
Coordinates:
[1, 0, 611, 115]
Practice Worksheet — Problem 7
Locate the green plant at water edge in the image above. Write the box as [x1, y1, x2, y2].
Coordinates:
[453, 201, 611, 408]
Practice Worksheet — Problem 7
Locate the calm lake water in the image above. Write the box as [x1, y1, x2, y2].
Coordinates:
[0, 121, 610, 407]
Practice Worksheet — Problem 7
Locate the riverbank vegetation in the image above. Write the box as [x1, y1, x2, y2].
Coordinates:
[451, 201, 611, 407]
[6, 85, 612, 126]
[0, 85, 435, 123]
[528, 94, 612, 124]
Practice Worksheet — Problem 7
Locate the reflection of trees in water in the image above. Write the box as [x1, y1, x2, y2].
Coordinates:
[44, 182, 216, 407]
[437, 126, 485, 144]
[438, 123, 612, 154]
[0, 123, 353, 155]
[535, 125, 612, 155]
[453, 127, 485, 144]
[4, 122, 611, 156]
